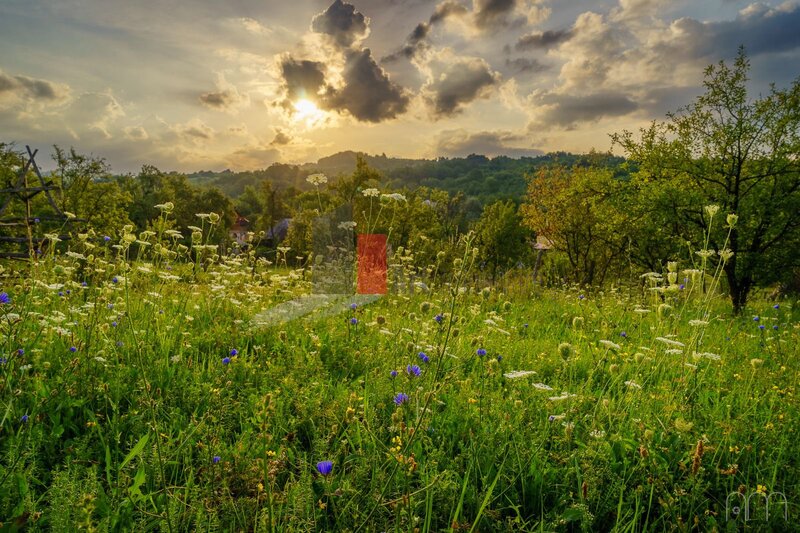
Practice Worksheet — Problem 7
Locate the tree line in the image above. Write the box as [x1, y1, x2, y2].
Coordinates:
[1, 49, 797, 312]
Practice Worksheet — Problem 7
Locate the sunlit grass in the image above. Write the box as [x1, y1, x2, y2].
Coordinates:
[0, 222, 797, 531]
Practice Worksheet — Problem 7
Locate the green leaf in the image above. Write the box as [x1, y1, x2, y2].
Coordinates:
[120, 433, 150, 470]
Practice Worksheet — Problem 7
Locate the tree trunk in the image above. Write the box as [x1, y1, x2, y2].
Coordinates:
[725, 260, 752, 314]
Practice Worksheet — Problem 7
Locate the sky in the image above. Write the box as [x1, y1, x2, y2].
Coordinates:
[1, 0, 799, 173]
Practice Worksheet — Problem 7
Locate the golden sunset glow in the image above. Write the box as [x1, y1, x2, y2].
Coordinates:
[292, 98, 327, 128]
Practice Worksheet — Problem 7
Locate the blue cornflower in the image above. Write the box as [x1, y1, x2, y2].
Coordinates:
[0, 358, 7, 365]
[476, 348, 487, 357]
[112, 276, 118, 284]
[0, 292, 9, 304]
[758, 324, 765, 330]
[69, 346, 77, 353]
[434, 314, 443, 324]
[33, 218, 40, 224]
[753, 316, 760, 321]
[579, 294, 585, 300]
[316, 460, 333, 476]
[222, 357, 231, 365]
[679, 284, 685, 290]
[548, 415, 556, 422]
[111, 321, 117, 327]
[350, 317, 358, 325]
[103, 236, 111, 242]
[17, 348, 24, 356]
[21, 414, 28, 423]
[229, 348, 238, 356]
[58, 291, 64, 297]
[213, 456, 221, 464]
[523, 323, 529, 328]
[496, 355, 503, 362]
[66, 290, 71, 295]
[418, 352, 429, 363]
[774, 304, 780, 309]
[620, 331, 627, 338]
[394, 392, 409, 406]
[773, 325, 779, 330]
[81, 281, 88, 287]
[406, 364, 421, 377]
[350, 303, 357, 310]
[390, 370, 398, 378]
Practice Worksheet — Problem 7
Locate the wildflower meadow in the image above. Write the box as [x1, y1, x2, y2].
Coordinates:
[0, 204, 797, 531]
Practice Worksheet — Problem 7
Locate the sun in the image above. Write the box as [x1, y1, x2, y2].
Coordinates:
[292, 98, 326, 127]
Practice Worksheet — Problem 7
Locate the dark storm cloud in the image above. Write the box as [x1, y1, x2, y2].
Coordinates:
[515, 29, 574, 51]
[282, 2, 409, 123]
[537, 92, 638, 128]
[0, 71, 67, 101]
[383, 1, 469, 63]
[278, 56, 329, 104]
[473, 0, 517, 29]
[311, 0, 369, 48]
[435, 129, 544, 158]
[329, 48, 410, 122]
[382, 22, 430, 62]
[702, 3, 800, 57]
[427, 58, 499, 117]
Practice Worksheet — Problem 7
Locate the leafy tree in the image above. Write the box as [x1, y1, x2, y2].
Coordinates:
[51, 146, 132, 236]
[474, 200, 532, 282]
[612, 48, 800, 311]
[522, 165, 629, 286]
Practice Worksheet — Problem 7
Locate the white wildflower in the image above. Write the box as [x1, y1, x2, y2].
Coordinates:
[599, 339, 621, 351]
[503, 370, 537, 379]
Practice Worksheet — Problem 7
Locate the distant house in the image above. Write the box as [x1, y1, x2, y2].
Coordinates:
[230, 214, 250, 245]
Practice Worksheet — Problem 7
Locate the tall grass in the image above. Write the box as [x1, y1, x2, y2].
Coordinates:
[0, 211, 797, 531]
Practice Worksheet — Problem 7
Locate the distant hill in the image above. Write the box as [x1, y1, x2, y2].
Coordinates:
[187, 150, 626, 204]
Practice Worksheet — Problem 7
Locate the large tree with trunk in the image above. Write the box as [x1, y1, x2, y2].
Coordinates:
[612, 48, 800, 312]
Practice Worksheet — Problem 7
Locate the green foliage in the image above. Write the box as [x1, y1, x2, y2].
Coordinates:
[474, 200, 532, 281]
[523, 164, 631, 286]
[613, 48, 800, 311]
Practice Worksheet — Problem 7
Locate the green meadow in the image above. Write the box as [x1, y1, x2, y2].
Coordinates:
[0, 227, 797, 532]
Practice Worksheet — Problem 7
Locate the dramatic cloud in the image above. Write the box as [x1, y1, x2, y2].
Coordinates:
[0, 70, 70, 104]
[278, 56, 329, 106]
[700, 2, 800, 57]
[382, 22, 430, 62]
[435, 128, 544, 157]
[329, 49, 409, 122]
[425, 57, 500, 117]
[532, 92, 638, 128]
[198, 76, 247, 112]
[383, 1, 470, 62]
[473, 0, 518, 29]
[515, 29, 574, 51]
[311, 0, 370, 48]
[277, 2, 409, 123]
